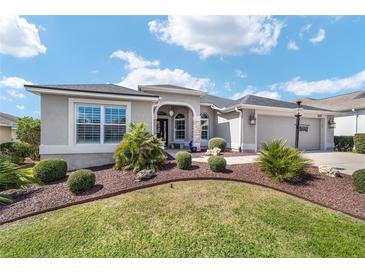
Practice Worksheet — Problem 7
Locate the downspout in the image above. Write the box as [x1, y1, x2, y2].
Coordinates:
[352, 108, 358, 134]
[235, 107, 243, 152]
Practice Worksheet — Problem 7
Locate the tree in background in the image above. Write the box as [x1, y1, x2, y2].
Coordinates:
[16, 117, 41, 160]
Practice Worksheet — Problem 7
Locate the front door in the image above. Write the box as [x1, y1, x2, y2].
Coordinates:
[156, 119, 168, 146]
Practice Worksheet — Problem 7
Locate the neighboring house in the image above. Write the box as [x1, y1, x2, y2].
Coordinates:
[300, 90, 365, 136]
[0, 112, 18, 144]
[25, 84, 335, 170]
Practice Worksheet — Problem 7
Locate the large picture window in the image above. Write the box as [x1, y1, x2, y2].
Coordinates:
[76, 103, 127, 144]
[200, 112, 209, 140]
[174, 113, 185, 140]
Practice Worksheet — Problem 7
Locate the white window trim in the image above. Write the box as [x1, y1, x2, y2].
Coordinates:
[200, 113, 209, 141]
[69, 98, 131, 146]
[174, 113, 186, 141]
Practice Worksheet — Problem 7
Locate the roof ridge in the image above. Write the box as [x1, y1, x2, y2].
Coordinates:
[308, 90, 365, 101]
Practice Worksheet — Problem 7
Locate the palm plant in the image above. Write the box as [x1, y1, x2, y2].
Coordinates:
[255, 139, 312, 183]
[113, 123, 166, 173]
[0, 160, 38, 205]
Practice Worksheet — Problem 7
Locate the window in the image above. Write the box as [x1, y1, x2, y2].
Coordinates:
[174, 113, 185, 140]
[200, 112, 209, 140]
[104, 106, 126, 143]
[76, 104, 101, 143]
[76, 103, 127, 144]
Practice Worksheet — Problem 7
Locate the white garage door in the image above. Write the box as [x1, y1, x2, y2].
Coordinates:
[257, 115, 321, 151]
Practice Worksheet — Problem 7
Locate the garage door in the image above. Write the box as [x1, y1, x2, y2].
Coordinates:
[257, 115, 321, 151]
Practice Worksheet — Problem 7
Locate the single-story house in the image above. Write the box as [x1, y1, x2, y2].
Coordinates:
[0, 112, 18, 144]
[25, 84, 335, 170]
[300, 90, 365, 136]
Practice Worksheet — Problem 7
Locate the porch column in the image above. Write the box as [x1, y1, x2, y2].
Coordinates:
[193, 116, 201, 151]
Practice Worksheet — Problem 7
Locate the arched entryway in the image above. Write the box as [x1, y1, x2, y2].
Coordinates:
[153, 101, 201, 151]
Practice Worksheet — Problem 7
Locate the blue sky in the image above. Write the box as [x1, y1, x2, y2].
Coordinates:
[1, 15, 365, 118]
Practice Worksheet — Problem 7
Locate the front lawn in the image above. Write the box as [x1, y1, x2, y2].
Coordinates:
[0, 180, 364, 257]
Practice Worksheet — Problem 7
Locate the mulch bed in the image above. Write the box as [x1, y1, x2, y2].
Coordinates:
[1, 161, 365, 225]
[192, 149, 256, 157]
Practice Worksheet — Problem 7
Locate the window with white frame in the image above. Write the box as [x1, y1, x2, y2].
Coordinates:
[200, 112, 209, 140]
[174, 113, 185, 140]
[76, 103, 127, 144]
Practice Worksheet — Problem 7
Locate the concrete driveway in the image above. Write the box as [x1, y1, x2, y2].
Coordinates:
[303, 152, 365, 175]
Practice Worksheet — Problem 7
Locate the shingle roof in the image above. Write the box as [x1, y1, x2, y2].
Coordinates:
[0, 112, 18, 127]
[200, 94, 236, 108]
[138, 84, 199, 92]
[235, 94, 331, 111]
[25, 84, 159, 98]
[201, 93, 331, 112]
[299, 90, 365, 112]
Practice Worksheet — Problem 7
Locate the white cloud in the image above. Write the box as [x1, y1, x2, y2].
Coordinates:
[16, 105, 25, 110]
[0, 76, 33, 89]
[91, 69, 99, 74]
[287, 40, 300, 51]
[309, 28, 326, 44]
[231, 85, 281, 100]
[110, 50, 159, 70]
[0, 16, 47, 58]
[149, 16, 283, 58]
[111, 50, 213, 91]
[299, 24, 312, 39]
[224, 81, 231, 91]
[235, 69, 248, 79]
[7, 90, 25, 99]
[276, 69, 365, 96]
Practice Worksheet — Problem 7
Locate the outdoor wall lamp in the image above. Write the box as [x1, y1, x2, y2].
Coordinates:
[328, 118, 336, 128]
[249, 113, 256, 125]
[169, 109, 174, 117]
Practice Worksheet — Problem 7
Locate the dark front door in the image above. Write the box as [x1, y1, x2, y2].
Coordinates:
[156, 119, 168, 146]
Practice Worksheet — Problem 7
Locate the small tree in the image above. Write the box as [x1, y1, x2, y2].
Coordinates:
[113, 123, 166, 173]
[16, 117, 41, 160]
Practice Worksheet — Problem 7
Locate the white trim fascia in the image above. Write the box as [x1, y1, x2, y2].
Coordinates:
[26, 87, 160, 102]
[68, 97, 131, 146]
[139, 86, 206, 96]
[255, 109, 323, 119]
[40, 144, 118, 154]
[200, 103, 213, 106]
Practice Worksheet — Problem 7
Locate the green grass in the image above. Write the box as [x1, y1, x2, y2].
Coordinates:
[1, 180, 365, 258]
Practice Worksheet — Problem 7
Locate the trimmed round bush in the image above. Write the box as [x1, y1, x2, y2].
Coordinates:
[175, 151, 192, 170]
[33, 158, 67, 183]
[67, 169, 96, 193]
[208, 137, 227, 152]
[208, 156, 226, 172]
[352, 169, 365, 193]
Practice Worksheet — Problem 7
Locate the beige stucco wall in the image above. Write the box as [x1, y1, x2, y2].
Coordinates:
[41, 94, 69, 145]
[0, 126, 12, 144]
[242, 109, 255, 148]
[215, 111, 241, 150]
[40, 94, 154, 146]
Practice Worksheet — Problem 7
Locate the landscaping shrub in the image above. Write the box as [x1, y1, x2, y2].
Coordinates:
[352, 169, 365, 193]
[354, 133, 365, 154]
[67, 169, 95, 193]
[208, 155, 226, 172]
[114, 123, 166, 173]
[175, 151, 192, 169]
[33, 158, 67, 184]
[16, 117, 41, 160]
[0, 141, 32, 164]
[255, 139, 312, 183]
[0, 160, 38, 204]
[208, 137, 227, 152]
[334, 136, 354, 152]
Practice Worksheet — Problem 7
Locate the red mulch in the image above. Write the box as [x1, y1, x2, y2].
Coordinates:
[1, 161, 365, 225]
